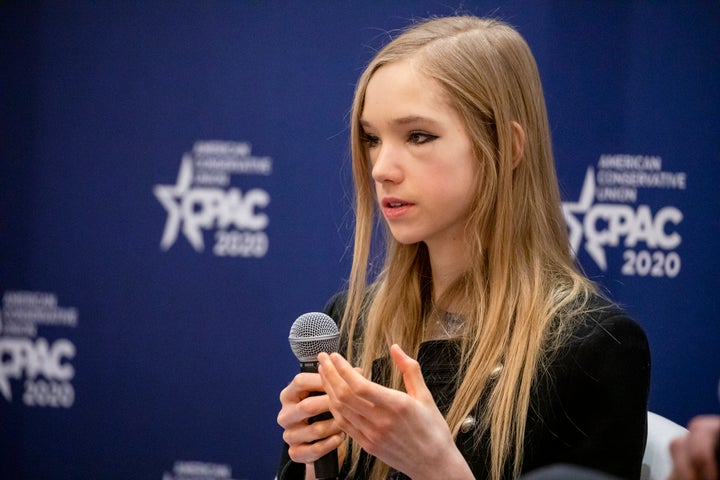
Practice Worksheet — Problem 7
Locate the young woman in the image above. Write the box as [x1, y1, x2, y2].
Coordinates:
[277, 16, 650, 480]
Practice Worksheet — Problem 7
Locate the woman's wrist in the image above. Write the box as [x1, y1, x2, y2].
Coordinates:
[412, 445, 474, 480]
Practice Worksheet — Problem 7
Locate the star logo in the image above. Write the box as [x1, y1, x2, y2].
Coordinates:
[153, 141, 274, 257]
[562, 167, 608, 270]
[153, 155, 205, 251]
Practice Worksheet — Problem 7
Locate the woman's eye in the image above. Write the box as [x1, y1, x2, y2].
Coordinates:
[361, 133, 380, 148]
[408, 132, 438, 145]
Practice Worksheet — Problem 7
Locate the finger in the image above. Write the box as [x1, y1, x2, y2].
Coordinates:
[325, 352, 364, 381]
[279, 372, 324, 403]
[685, 416, 720, 480]
[278, 390, 333, 429]
[287, 431, 346, 464]
[283, 414, 341, 446]
[389, 344, 432, 402]
[319, 353, 369, 398]
[318, 352, 388, 444]
[669, 436, 694, 480]
[318, 352, 376, 413]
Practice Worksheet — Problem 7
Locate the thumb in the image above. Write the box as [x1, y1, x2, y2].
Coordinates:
[389, 344, 432, 401]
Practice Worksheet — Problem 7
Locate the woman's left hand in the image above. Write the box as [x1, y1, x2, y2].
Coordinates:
[317, 344, 474, 480]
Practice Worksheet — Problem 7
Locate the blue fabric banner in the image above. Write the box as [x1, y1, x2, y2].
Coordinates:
[1, 1, 718, 479]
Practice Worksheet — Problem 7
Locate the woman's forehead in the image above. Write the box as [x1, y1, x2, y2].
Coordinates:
[361, 61, 454, 127]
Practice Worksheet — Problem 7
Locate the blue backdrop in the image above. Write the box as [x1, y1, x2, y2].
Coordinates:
[1, 2, 718, 479]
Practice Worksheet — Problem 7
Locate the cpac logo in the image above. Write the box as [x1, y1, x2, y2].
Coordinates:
[563, 167, 683, 272]
[155, 155, 270, 253]
[0, 337, 75, 404]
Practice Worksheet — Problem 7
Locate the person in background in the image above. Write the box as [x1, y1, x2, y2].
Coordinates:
[669, 414, 720, 480]
[277, 16, 651, 480]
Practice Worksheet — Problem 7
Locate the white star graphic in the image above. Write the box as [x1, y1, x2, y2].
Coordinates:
[562, 167, 607, 270]
[153, 155, 202, 251]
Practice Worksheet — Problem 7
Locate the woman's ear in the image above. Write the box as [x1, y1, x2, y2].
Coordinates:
[511, 121, 525, 169]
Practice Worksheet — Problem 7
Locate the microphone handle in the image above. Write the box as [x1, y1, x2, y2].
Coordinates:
[300, 361, 339, 480]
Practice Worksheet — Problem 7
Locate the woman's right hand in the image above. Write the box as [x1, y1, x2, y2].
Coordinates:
[277, 371, 346, 466]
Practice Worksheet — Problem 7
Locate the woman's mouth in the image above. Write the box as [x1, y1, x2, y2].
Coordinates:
[382, 198, 414, 218]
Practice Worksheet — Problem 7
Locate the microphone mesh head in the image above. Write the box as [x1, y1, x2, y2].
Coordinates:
[288, 312, 340, 362]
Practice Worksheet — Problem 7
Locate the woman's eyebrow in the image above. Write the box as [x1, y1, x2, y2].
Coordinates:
[360, 115, 440, 128]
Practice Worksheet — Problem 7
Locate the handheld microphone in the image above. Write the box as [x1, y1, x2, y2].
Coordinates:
[288, 312, 340, 480]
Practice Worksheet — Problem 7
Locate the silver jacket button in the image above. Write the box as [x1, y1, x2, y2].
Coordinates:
[460, 415, 476, 433]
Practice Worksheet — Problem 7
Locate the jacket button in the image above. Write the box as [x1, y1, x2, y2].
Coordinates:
[460, 415, 476, 433]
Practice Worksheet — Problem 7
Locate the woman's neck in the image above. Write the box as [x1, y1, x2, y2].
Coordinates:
[426, 240, 471, 303]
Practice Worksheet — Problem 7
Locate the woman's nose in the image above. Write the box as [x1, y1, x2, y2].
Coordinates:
[371, 145, 403, 184]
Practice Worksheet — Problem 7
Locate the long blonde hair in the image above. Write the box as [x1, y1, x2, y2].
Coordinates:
[341, 16, 596, 479]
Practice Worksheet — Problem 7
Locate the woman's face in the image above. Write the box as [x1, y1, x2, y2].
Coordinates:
[361, 60, 479, 256]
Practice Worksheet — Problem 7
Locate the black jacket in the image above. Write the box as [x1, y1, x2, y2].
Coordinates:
[278, 293, 650, 479]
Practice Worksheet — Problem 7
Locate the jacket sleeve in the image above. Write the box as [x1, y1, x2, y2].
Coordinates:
[523, 309, 651, 479]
